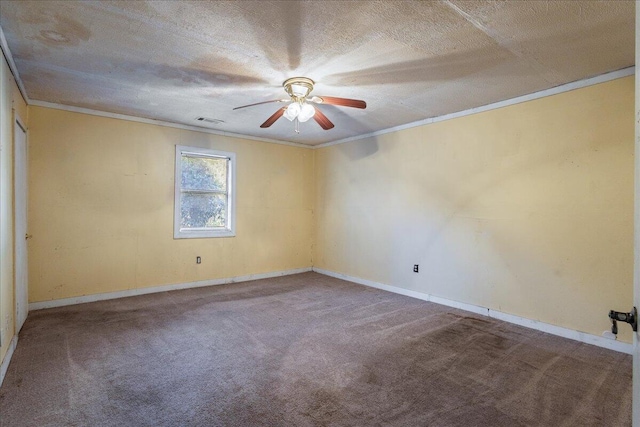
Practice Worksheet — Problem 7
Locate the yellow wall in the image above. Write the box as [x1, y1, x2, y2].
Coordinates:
[315, 77, 634, 343]
[23, 76, 636, 346]
[0, 52, 28, 365]
[28, 107, 314, 302]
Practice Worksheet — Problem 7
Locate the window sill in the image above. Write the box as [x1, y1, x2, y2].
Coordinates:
[174, 228, 236, 239]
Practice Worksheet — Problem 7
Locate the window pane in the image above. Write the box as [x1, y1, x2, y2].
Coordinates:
[181, 156, 227, 192]
[180, 193, 227, 228]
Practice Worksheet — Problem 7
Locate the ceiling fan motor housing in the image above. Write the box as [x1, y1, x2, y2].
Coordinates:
[283, 77, 315, 100]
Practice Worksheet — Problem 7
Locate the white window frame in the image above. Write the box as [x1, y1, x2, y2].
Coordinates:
[174, 145, 236, 239]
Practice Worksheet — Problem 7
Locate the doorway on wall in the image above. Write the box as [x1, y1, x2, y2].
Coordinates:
[14, 116, 27, 333]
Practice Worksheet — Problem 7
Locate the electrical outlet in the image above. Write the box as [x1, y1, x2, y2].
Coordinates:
[413, 264, 419, 273]
[196, 256, 201, 264]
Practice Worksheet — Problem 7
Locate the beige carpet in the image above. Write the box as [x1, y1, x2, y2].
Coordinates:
[0, 272, 632, 426]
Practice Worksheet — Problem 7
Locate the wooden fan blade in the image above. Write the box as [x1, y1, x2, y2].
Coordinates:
[260, 108, 286, 128]
[313, 108, 335, 130]
[316, 96, 366, 109]
[233, 99, 287, 110]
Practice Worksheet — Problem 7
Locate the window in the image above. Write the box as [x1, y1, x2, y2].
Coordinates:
[174, 145, 236, 238]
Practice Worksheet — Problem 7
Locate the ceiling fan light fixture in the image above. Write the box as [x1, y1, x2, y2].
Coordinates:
[235, 76, 364, 133]
[284, 102, 301, 121]
[298, 103, 315, 122]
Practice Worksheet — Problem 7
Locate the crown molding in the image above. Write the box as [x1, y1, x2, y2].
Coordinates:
[0, 24, 29, 104]
[315, 66, 636, 149]
[2, 18, 634, 150]
[1, 22, 311, 149]
[29, 100, 313, 149]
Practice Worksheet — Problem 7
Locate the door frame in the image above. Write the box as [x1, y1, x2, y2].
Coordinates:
[13, 112, 27, 334]
[633, 5, 639, 426]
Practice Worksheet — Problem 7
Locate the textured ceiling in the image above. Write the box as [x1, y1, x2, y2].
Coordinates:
[0, 0, 635, 146]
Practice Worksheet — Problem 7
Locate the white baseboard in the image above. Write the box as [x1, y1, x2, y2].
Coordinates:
[29, 267, 312, 311]
[27, 266, 632, 354]
[0, 335, 18, 388]
[312, 268, 633, 355]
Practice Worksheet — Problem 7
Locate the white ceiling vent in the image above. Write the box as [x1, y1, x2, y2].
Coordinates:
[196, 117, 225, 125]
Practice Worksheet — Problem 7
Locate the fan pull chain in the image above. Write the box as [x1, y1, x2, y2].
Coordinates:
[295, 118, 300, 134]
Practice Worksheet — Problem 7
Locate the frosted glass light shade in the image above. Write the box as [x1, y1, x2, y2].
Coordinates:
[283, 102, 300, 121]
[291, 84, 310, 97]
[298, 103, 315, 122]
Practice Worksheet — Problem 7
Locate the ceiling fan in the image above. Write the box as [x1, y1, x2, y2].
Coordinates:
[233, 77, 366, 133]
